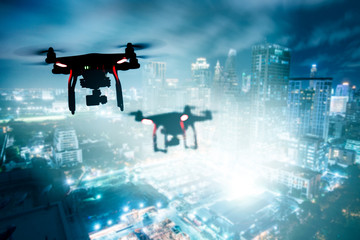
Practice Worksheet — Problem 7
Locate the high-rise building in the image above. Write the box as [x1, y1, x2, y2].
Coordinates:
[345, 87, 360, 123]
[142, 62, 167, 111]
[298, 135, 327, 172]
[250, 43, 291, 143]
[286, 134, 328, 172]
[143, 62, 166, 88]
[53, 127, 82, 167]
[224, 49, 238, 94]
[241, 72, 251, 93]
[191, 58, 211, 88]
[330, 96, 348, 116]
[335, 82, 350, 97]
[287, 78, 332, 141]
[310, 64, 317, 78]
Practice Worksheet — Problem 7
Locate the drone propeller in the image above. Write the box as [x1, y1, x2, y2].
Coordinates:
[117, 40, 164, 50]
[23, 61, 50, 66]
[14, 46, 65, 57]
[117, 43, 152, 50]
[128, 111, 139, 116]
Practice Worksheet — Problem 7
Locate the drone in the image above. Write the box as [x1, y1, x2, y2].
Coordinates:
[130, 106, 212, 153]
[32, 43, 150, 114]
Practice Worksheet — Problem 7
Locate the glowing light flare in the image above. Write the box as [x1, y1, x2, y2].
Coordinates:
[141, 119, 153, 125]
[56, 62, 67, 68]
[180, 114, 189, 121]
[66, 178, 74, 185]
[117, 58, 127, 64]
[223, 170, 265, 200]
[94, 223, 101, 231]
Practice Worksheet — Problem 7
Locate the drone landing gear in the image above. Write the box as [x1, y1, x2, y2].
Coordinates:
[68, 70, 77, 115]
[112, 66, 124, 111]
[153, 125, 167, 153]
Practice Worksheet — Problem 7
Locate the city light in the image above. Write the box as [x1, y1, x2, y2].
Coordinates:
[66, 178, 74, 185]
[94, 223, 101, 231]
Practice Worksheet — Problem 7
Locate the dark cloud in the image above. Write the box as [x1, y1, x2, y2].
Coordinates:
[0, 0, 359, 87]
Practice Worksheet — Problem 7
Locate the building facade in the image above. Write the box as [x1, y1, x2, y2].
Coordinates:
[53, 128, 82, 167]
[261, 161, 321, 199]
[287, 78, 332, 141]
[250, 43, 291, 144]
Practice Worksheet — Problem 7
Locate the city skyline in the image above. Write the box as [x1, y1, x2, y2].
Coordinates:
[0, 0, 359, 88]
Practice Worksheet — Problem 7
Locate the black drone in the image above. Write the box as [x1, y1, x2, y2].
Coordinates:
[30, 43, 151, 114]
[131, 106, 212, 153]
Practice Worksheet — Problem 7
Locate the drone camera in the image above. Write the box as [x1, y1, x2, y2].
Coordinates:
[86, 89, 107, 106]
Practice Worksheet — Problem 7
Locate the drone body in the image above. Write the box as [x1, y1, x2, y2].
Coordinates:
[44, 43, 142, 114]
[131, 106, 212, 153]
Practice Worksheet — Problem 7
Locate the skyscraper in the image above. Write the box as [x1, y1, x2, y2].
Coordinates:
[224, 49, 238, 95]
[310, 64, 317, 78]
[250, 43, 291, 143]
[191, 58, 211, 88]
[335, 82, 350, 97]
[142, 61, 167, 111]
[53, 127, 82, 167]
[287, 78, 332, 141]
[241, 72, 251, 93]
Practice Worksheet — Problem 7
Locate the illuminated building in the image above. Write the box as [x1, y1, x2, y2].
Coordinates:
[211, 60, 225, 109]
[53, 127, 82, 167]
[328, 115, 345, 139]
[345, 88, 360, 123]
[330, 96, 349, 116]
[288, 78, 332, 141]
[310, 64, 317, 78]
[191, 57, 211, 87]
[335, 82, 350, 97]
[250, 43, 291, 143]
[142, 61, 167, 111]
[241, 72, 251, 93]
[261, 161, 321, 199]
[328, 147, 356, 167]
[345, 139, 360, 163]
[224, 49, 238, 94]
[297, 135, 328, 171]
[143, 62, 166, 88]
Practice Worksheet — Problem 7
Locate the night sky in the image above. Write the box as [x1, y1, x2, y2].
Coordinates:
[0, 0, 359, 88]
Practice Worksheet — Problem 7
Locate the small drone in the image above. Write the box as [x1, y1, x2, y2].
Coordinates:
[131, 106, 212, 153]
[29, 43, 152, 114]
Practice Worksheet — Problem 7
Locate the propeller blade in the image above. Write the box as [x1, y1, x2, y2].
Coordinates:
[116, 40, 165, 50]
[14, 47, 65, 56]
[23, 61, 49, 66]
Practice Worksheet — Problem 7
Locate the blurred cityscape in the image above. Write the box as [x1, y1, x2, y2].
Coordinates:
[1, 42, 360, 240]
